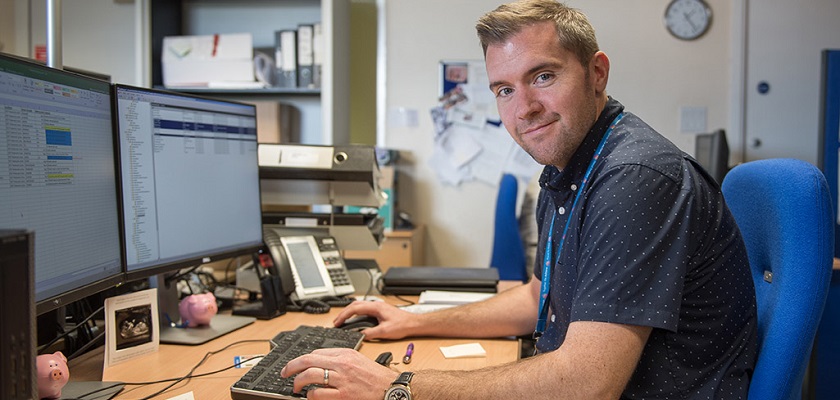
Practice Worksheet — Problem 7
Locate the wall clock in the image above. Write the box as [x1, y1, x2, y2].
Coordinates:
[664, 0, 712, 41]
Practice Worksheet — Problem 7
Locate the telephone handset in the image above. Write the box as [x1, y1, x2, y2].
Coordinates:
[263, 229, 355, 301]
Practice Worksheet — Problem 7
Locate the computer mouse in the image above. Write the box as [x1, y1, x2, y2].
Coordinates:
[337, 315, 379, 331]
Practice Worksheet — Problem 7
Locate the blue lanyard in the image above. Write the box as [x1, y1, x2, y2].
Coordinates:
[534, 112, 625, 338]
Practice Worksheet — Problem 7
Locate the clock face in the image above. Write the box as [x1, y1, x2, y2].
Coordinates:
[664, 0, 712, 40]
[385, 387, 410, 400]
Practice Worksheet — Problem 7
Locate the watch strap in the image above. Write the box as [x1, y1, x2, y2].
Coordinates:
[393, 371, 415, 386]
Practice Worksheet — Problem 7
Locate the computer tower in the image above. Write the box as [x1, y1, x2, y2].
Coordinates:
[0, 230, 36, 400]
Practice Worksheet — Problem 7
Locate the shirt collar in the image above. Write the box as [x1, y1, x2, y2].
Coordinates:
[539, 97, 625, 192]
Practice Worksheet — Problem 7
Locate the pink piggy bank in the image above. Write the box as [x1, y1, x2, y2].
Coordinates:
[178, 292, 218, 327]
[36, 351, 69, 399]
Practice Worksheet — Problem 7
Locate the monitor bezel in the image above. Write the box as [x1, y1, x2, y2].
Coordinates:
[0, 52, 126, 316]
[111, 83, 264, 284]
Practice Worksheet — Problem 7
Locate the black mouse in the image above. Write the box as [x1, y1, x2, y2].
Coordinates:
[337, 315, 379, 331]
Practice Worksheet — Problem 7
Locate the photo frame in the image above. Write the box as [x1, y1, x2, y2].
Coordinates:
[104, 288, 160, 367]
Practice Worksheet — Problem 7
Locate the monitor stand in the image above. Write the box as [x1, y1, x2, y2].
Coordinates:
[159, 314, 255, 345]
[151, 274, 256, 346]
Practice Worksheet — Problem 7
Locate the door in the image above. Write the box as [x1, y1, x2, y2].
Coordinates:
[744, 0, 840, 164]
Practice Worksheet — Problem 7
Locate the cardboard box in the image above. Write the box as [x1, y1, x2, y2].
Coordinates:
[162, 33, 255, 87]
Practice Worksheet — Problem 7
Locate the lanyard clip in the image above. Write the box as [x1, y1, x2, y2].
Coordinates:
[532, 331, 542, 340]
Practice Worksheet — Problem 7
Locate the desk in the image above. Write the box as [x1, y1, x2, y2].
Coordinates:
[69, 289, 518, 399]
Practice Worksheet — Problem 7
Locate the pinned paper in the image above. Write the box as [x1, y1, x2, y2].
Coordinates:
[439, 343, 487, 358]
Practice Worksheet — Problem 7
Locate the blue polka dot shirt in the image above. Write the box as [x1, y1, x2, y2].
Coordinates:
[533, 98, 757, 399]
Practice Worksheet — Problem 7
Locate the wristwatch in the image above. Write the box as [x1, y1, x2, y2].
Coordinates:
[384, 371, 415, 400]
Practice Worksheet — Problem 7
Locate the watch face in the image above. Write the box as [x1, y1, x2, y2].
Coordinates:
[385, 386, 411, 400]
[664, 0, 712, 40]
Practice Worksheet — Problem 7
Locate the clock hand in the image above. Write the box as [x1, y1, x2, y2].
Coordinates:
[683, 12, 698, 31]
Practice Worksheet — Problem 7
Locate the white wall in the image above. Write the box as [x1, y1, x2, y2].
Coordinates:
[19, 0, 148, 86]
[382, 0, 734, 268]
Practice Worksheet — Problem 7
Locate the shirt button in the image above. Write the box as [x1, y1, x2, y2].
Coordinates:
[571, 184, 578, 191]
[558, 207, 566, 215]
[551, 314, 556, 323]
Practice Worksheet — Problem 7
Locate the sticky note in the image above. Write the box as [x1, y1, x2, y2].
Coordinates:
[439, 343, 487, 358]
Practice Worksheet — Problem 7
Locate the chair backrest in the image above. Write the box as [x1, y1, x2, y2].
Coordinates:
[490, 173, 528, 282]
[721, 158, 834, 400]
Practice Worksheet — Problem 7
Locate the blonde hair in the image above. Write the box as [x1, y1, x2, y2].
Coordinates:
[476, 0, 599, 68]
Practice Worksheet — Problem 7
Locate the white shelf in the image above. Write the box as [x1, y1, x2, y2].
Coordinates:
[151, 0, 349, 145]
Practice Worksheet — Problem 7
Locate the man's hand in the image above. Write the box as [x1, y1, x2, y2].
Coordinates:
[280, 347, 399, 400]
[333, 300, 417, 340]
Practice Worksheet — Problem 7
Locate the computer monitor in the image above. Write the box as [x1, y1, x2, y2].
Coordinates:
[113, 84, 263, 344]
[695, 129, 730, 185]
[0, 52, 124, 316]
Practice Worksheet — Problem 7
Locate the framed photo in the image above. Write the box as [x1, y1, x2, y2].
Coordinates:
[104, 288, 160, 367]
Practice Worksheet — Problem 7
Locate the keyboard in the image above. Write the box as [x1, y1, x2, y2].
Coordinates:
[230, 325, 364, 400]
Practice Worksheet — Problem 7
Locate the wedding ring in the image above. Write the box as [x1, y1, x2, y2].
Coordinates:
[323, 368, 330, 386]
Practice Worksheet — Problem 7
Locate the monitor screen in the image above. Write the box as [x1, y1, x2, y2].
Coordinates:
[695, 129, 730, 185]
[113, 84, 263, 281]
[0, 53, 123, 315]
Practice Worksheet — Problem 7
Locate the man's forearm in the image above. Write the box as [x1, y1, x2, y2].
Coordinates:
[409, 321, 649, 400]
[411, 280, 539, 338]
[411, 352, 556, 400]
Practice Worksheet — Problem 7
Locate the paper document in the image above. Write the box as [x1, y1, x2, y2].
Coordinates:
[440, 343, 487, 358]
[400, 303, 456, 314]
[418, 290, 494, 305]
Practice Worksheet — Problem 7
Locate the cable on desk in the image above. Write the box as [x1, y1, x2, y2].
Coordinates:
[138, 339, 268, 400]
[70, 339, 268, 400]
[358, 266, 378, 301]
[393, 293, 417, 306]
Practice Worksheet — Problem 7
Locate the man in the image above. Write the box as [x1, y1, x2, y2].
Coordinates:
[281, 1, 757, 398]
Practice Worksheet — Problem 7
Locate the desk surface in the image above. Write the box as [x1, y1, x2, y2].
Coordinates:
[69, 291, 519, 400]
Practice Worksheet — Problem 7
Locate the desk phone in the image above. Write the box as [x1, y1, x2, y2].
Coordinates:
[263, 229, 355, 301]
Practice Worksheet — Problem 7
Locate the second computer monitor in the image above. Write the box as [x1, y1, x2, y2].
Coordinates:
[114, 85, 263, 280]
[695, 129, 730, 185]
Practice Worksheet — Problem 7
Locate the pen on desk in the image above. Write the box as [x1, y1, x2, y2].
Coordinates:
[403, 342, 414, 364]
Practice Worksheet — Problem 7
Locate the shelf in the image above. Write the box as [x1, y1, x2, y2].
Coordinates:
[150, 0, 350, 145]
[156, 86, 322, 96]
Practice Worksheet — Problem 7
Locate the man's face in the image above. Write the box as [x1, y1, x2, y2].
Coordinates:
[486, 21, 603, 168]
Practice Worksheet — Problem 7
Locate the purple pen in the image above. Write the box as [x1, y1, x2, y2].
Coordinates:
[403, 342, 414, 364]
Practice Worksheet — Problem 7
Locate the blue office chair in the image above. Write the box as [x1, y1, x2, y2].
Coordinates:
[490, 173, 528, 282]
[721, 158, 834, 400]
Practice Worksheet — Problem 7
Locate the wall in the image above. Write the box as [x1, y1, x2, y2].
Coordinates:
[382, 0, 733, 268]
[349, 0, 378, 145]
[16, 0, 147, 86]
[0, 0, 15, 54]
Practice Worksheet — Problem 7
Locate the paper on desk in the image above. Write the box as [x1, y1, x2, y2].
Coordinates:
[165, 392, 195, 400]
[418, 290, 494, 305]
[400, 303, 456, 314]
[440, 343, 487, 358]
